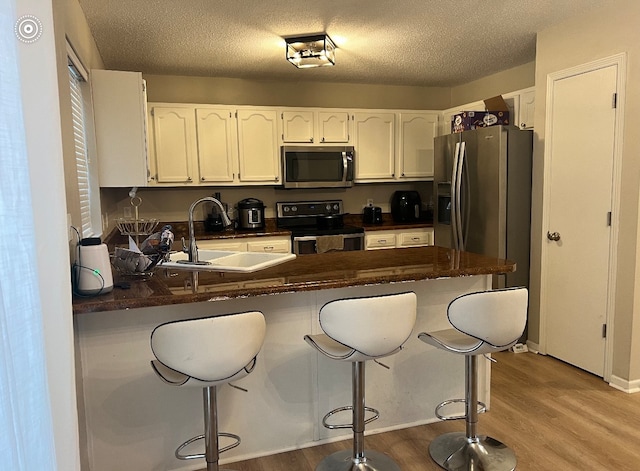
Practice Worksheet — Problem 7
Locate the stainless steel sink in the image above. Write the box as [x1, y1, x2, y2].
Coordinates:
[161, 250, 296, 273]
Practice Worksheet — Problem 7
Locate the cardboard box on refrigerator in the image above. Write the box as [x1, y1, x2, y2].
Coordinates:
[451, 95, 510, 133]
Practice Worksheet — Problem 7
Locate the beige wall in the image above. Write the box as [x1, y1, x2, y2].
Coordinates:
[450, 61, 536, 108]
[531, 0, 640, 381]
[144, 74, 451, 110]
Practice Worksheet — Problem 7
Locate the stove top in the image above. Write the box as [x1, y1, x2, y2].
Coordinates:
[276, 200, 365, 237]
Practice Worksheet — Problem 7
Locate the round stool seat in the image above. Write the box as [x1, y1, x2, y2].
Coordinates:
[151, 311, 265, 388]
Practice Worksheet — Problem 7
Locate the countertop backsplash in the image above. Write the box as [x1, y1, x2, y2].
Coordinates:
[100, 182, 434, 233]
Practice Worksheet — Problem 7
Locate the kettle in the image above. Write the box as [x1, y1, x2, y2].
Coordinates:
[237, 198, 265, 230]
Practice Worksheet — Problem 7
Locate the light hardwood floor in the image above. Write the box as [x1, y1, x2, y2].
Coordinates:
[215, 351, 640, 471]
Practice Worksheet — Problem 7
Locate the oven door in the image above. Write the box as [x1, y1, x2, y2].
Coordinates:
[293, 233, 364, 255]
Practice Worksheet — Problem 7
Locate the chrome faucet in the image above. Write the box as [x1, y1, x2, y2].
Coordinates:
[183, 197, 232, 263]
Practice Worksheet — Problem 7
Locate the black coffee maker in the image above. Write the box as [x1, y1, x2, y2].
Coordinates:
[390, 191, 422, 223]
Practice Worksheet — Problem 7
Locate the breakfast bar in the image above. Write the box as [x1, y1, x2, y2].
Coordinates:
[73, 246, 515, 471]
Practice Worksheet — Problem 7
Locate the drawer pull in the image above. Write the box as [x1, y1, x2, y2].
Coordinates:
[263, 246, 274, 251]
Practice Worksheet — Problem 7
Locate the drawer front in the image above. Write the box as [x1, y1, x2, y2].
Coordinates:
[246, 238, 291, 253]
[398, 231, 431, 247]
[365, 233, 397, 250]
[198, 240, 247, 251]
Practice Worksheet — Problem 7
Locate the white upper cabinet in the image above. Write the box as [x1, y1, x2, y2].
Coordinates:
[91, 70, 149, 187]
[196, 107, 237, 183]
[237, 109, 280, 184]
[518, 87, 535, 129]
[353, 112, 396, 181]
[281, 110, 315, 143]
[281, 110, 350, 144]
[318, 111, 350, 143]
[398, 112, 439, 180]
[149, 106, 196, 184]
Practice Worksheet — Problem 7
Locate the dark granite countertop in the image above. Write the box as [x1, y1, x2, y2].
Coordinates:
[72, 246, 514, 314]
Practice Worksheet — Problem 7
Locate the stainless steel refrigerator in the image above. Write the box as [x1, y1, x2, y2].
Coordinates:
[434, 125, 533, 289]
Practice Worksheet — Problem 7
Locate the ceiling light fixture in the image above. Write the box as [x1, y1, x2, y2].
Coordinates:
[285, 34, 336, 69]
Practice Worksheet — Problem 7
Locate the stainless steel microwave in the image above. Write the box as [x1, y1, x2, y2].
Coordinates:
[281, 146, 355, 189]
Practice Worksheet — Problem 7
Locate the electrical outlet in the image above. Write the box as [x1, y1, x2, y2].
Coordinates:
[123, 206, 132, 218]
[366, 198, 374, 207]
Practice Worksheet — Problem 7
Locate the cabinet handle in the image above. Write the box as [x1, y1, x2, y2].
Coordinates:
[521, 122, 526, 128]
[321, 137, 325, 142]
[187, 177, 192, 182]
[310, 137, 314, 143]
[201, 177, 205, 181]
[378, 239, 387, 243]
[274, 176, 279, 182]
[412, 237, 420, 241]
[263, 246, 274, 251]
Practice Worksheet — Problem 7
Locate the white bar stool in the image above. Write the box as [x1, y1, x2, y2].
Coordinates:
[150, 311, 266, 471]
[305, 291, 417, 471]
[418, 288, 528, 471]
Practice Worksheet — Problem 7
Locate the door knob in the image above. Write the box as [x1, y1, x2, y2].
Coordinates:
[547, 231, 561, 241]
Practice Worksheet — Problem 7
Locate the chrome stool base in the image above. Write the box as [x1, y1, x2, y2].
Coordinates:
[429, 432, 516, 471]
[316, 449, 401, 471]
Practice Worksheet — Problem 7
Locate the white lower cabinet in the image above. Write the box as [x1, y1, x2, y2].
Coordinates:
[198, 235, 291, 253]
[365, 228, 433, 250]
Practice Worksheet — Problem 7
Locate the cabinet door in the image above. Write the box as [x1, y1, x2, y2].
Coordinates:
[196, 108, 237, 183]
[281, 110, 314, 143]
[353, 113, 395, 181]
[237, 109, 280, 183]
[399, 112, 438, 179]
[150, 106, 196, 184]
[91, 70, 149, 187]
[519, 89, 535, 129]
[319, 112, 350, 143]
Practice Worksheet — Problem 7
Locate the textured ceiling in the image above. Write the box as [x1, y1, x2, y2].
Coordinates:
[77, 0, 612, 87]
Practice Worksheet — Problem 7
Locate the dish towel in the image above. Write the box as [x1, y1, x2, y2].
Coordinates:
[316, 235, 344, 253]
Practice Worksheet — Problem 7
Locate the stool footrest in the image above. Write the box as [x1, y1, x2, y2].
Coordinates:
[435, 398, 487, 421]
[175, 432, 241, 460]
[322, 405, 379, 430]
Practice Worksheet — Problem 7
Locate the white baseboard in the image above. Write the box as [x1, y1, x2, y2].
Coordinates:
[525, 340, 541, 354]
[609, 375, 640, 394]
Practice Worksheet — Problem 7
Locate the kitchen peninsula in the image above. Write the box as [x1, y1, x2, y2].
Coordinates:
[72, 246, 515, 471]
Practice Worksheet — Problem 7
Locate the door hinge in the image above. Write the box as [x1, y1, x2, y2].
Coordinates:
[607, 211, 612, 226]
[613, 93, 617, 109]
[602, 323, 607, 338]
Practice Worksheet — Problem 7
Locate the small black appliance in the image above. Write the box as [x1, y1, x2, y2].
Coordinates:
[390, 191, 422, 223]
[363, 206, 382, 224]
[237, 198, 265, 230]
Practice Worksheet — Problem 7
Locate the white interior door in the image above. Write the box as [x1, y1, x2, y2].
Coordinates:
[544, 64, 618, 376]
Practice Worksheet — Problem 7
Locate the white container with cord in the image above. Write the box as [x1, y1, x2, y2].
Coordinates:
[76, 237, 113, 295]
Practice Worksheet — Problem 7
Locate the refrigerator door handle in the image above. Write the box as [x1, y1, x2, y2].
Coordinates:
[451, 142, 461, 250]
[462, 142, 471, 249]
[455, 141, 466, 250]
